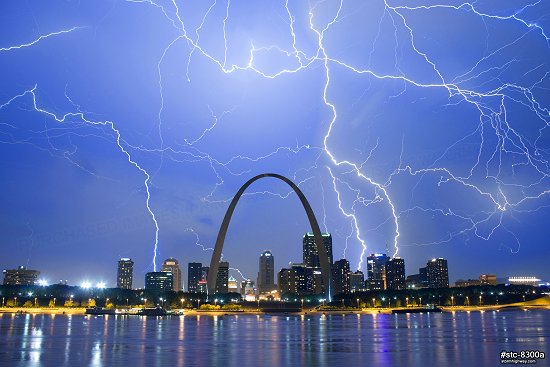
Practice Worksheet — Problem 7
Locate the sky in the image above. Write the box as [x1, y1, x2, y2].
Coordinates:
[1, 0, 549, 288]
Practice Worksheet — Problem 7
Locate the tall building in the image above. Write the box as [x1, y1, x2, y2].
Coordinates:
[257, 250, 276, 293]
[187, 262, 202, 293]
[419, 267, 428, 287]
[278, 268, 296, 295]
[292, 263, 314, 295]
[332, 259, 350, 295]
[145, 272, 173, 292]
[386, 257, 406, 290]
[426, 258, 449, 288]
[2, 266, 40, 285]
[303, 232, 333, 268]
[117, 258, 134, 289]
[350, 270, 365, 293]
[215, 261, 229, 293]
[161, 258, 182, 292]
[366, 253, 389, 290]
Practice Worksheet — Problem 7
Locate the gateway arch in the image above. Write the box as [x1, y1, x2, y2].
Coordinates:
[206, 173, 333, 301]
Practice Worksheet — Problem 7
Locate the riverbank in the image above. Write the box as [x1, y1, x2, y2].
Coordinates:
[2, 303, 549, 316]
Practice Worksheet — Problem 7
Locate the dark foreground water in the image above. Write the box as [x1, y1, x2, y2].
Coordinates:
[0, 310, 548, 367]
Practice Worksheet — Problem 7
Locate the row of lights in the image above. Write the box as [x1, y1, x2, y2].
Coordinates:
[36, 279, 107, 289]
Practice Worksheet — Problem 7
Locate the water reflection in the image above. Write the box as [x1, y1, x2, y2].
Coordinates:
[0, 311, 548, 366]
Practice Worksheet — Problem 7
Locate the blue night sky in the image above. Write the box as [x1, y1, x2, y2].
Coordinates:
[1, 0, 549, 288]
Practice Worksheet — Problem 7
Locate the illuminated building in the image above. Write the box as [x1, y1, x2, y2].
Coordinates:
[292, 263, 314, 295]
[350, 270, 365, 292]
[197, 279, 207, 294]
[228, 276, 238, 293]
[145, 272, 173, 292]
[332, 259, 350, 294]
[2, 266, 40, 285]
[366, 253, 389, 290]
[386, 257, 406, 290]
[240, 279, 256, 297]
[257, 250, 276, 293]
[187, 262, 202, 293]
[508, 276, 540, 286]
[278, 268, 295, 295]
[162, 258, 182, 291]
[479, 274, 497, 285]
[215, 261, 229, 293]
[117, 258, 134, 289]
[426, 258, 449, 288]
[303, 232, 333, 268]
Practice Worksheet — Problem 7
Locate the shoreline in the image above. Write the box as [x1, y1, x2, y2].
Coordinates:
[2, 304, 549, 316]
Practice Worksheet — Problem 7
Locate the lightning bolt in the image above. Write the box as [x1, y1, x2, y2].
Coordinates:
[3, 0, 550, 279]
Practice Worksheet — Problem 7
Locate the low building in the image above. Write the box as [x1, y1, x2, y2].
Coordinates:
[479, 274, 497, 286]
[454, 279, 481, 287]
[145, 272, 173, 292]
[3, 266, 40, 285]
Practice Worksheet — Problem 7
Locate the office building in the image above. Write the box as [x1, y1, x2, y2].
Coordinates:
[257, 250, 276, 293]
[278, 268, 295, 295]
[215, 261, 229, 293]
[303, 232, 333, 268]
[366, 253, 389, 290]
[350, 270, 365, 293]
[117, 258, 134, 289]
[188, 262, 203, 293]
[386, 257, 406, 290]
[426, 258, 449, 288]
[479, 274, 497, 286]
[454, 279, 481, 287]
[145, 271, 173, 292]
[228, 276, 238, 293]
[419, 267, 429, 287]
[332, 259, 350, 295]
[292, 263, 314, 295]
[197, 279, 208, 294]
[2, 266, 40, 285]
[162, 258, 182, 292]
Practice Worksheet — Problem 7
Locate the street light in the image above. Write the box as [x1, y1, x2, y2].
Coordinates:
[356, 298, 360, 309]
[381, 297, 386, 308]
[34, 297, 38, 307]
[181, 298, 185, 309]
[466, 296, 469, 306]
[53, 297, 56, 307]
[419, 297, 422, 306]
[406, 297, 409, 307]
[301, 299, 304, 310]
[372, 298, 375, 308]
[14, 297, 17, 307]
[451, 296, 454, 307]
[479, 295, 482, 306]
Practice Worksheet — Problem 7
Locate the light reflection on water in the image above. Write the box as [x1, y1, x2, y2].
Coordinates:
[0, 311, 548, 367]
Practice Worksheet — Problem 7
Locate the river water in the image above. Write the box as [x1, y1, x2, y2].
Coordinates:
[0, 310, 548, 366]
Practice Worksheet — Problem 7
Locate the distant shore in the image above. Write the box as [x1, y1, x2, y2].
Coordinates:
[1, 302, 549, 316]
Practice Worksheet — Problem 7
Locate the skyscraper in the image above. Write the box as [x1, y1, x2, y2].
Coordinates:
[303, 232, 333, 268]
[426, 258, 449, 288]
[162, 258, 182, 292]
[350, 270, 365, 293]
[291, 263, 314, 295]
[257, 250, 276, 293]
[145, 272, 173, 292]
[215, 261, 229, 293]
[2, 266, 40, 285]
[187, 262, 202, 293]
[366, 253, 389, 290]
[386, 257, 406, 290]
[278, 268, 296, 295]
[117, 258, 134, 289]
[332, 259, 350, 295]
